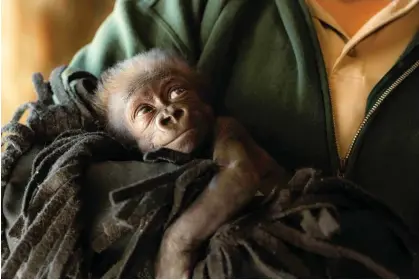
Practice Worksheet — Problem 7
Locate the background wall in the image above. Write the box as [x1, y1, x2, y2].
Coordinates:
[1, 0, 114, 125]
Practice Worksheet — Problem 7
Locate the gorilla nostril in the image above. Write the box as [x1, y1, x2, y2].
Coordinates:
[160, 116, 171, 126]
[173, 108, 184, 120]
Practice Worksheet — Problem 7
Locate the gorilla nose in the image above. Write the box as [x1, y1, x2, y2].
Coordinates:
[158, 106, 186, 128]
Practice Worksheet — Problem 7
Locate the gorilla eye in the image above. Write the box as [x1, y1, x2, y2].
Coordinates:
[136, 105, 154, 117]
[169, 87, 186, 100]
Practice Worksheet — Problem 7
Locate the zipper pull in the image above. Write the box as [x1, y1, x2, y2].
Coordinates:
[337, 158, 347, 178]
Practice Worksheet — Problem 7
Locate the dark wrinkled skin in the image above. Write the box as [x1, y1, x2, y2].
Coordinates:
[96, 50, 288, 278]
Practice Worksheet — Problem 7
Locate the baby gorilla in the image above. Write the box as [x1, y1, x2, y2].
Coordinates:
[94, 49, 287, 278]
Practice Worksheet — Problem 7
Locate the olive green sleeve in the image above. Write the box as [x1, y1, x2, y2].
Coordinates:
[68, 0, 224, 77]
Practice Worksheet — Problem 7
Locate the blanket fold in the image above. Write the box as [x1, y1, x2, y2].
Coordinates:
[2, 66, 418, 278]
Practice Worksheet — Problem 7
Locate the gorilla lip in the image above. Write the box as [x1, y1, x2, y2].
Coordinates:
[173, 128, 198, 142]
[163, 128, 199, 148]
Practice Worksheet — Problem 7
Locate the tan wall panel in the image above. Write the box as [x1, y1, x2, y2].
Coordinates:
[1, 0, 114, 125]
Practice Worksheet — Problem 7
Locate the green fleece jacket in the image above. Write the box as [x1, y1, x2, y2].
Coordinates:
[67, 0, 419, 233]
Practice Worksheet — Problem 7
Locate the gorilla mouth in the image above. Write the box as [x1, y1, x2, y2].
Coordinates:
[163, 128, 199, 148]
[174, 128, 198, 142]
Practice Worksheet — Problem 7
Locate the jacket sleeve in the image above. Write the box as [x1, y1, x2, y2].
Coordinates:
[68, 0, 219, 77]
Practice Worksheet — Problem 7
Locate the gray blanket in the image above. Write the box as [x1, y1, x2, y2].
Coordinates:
[1, 66, 418, 278]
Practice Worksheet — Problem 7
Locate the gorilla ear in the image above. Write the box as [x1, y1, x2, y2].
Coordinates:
[75, 76, 98, 97]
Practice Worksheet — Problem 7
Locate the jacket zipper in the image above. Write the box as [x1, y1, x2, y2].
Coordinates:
[330, 60, 419, 177]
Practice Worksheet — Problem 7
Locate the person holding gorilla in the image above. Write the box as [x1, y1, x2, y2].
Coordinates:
[67, 0, 419, 277]
[4, 0, 419, 278]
